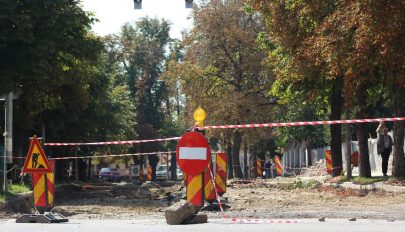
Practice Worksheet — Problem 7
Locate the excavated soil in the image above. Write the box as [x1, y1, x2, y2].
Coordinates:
[1, 177, 405, 221]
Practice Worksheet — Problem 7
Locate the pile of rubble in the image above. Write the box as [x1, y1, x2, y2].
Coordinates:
[300, 159, 329, 177]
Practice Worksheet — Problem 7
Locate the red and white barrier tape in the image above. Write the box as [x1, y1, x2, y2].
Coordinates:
[43, 117, 404, 147]
[44, 137, 181, 146]
[199, 117, 405, 130]
[3, 151, 175, 160]
[230, 218, 299, 224]
[208, 165, 229, 218]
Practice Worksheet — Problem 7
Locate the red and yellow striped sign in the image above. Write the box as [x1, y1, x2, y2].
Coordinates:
[274, 156, 283, 176]
[32, 159, 55, 209]
[204, 161, 215, 203]
[147, 165, 153, 181]
[215, 152, 227, 196]
[257, 160, 263, 177]
[325, 150, 332, 174]
[186, 173, 204, 206]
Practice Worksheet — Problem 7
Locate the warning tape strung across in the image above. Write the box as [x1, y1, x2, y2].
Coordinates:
[207, 165, 229, 218]
[42, 117, 404, 147]
[229, 218, 299, 224]
[199, 117, 405, 130]
[44, 137, 181, 146]
[3, 151, 176, 161]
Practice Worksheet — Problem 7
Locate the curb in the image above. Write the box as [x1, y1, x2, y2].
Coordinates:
[328, 182, 405, 193]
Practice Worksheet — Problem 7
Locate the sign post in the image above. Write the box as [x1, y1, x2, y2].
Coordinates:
[16, 135, 68, 223]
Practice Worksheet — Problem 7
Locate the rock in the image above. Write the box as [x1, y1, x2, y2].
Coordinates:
[182, 214, 208, 224]
[348, 218, 356, 221]
[318, 216, 326, 222]
[0, 195, 33, 214]
[165, 200, 197, 225]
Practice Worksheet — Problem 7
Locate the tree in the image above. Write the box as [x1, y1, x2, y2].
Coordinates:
[117, 17, 172, 180]
[0, 0, 104, 178]
[164, 0, 275, 178]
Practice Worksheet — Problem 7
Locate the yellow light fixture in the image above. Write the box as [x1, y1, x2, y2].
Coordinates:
[193, 107, 206, 126]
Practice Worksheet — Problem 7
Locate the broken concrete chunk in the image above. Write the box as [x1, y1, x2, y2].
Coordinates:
[165, 200, 196, 225]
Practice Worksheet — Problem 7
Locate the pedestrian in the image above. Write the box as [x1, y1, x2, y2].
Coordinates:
[264, 160, 271, 179]
[376, 121, 387, 139]
[377, 128, 393, 177]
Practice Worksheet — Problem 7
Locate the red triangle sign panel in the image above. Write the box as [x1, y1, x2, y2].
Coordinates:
[22, 135, 53, 174]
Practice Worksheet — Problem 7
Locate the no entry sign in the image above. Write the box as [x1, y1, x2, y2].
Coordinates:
[176, 131, 210, 176]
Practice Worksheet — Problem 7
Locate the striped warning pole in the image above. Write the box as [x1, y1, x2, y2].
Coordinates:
[325, 150, 332, 175]
[32, 173, 47, 213]
[186, 173, 204, 207]
[46, 159, 55, 209]
[204, 161, 216, 203]
[147, 165, 153, 181]
[215, 152, 227, 196]
[274, 156, 283, 176]
[256, 160, 263, 177]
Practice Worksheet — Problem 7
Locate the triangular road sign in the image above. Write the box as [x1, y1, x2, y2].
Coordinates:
[22, 135, 53, 174]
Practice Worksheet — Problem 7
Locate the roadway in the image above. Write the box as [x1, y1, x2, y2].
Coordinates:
[0, 218, 404, 232]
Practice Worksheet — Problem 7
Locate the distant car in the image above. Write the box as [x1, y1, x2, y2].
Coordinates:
[99, 168, 121, 182]
[156, 165, 183, 180]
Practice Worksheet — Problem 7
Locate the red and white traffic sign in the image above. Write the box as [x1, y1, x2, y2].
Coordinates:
[176, 131, 210, 176]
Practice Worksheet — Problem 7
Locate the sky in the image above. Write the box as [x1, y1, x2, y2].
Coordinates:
[80, 0, 195, 38]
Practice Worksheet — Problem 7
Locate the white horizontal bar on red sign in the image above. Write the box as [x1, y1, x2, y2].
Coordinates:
[45, 137, 181, 146]
[179, 147, 207, 160]
[199, 117, 405, 130]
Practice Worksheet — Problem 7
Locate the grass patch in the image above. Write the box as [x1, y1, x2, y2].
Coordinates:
[10, 183, 31, 193]
[284, 179, 321, 190]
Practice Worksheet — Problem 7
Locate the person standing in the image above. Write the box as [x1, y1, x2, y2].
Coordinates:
[377, 128, 393, 177]
[376, 121, 387, 138]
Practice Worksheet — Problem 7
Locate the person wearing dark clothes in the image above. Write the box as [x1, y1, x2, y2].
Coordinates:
[264, 160, 271, 179]
[377, 128, 393, 177]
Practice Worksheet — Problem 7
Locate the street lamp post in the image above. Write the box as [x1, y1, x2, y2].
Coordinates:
[1, 92, 15, 193]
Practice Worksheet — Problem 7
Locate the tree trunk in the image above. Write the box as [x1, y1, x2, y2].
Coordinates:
[345, 107, 352, 178]
[251, 145, 257, 179]
[232, 130, 243, 178]
[243, 140, 248, 179]
[355, 83, 371, 177]
[227, 143, 234, 179]
[330, 78, 343, 176]
[356, 122, 371, 177]
[393, 87, 405, 178]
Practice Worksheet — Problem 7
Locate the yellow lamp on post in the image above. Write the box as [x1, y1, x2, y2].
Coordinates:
[193, 107, 206, 127]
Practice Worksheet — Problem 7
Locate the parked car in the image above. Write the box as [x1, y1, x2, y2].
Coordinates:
[156, 165, 183, 180]
[99, 168, 121, 182]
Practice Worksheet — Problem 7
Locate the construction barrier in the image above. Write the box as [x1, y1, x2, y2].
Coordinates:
[215, 152, 227, 196]
[147, 165, 153, 181]
[351, 151, 359, 167]
[32, 159, 55, 210]
[325, 150, 332, 174]
[204, 161, 216, 203]
[274, 156, 283, 176]
[256, 160, 263, 177]
[186, 173, 204, 207]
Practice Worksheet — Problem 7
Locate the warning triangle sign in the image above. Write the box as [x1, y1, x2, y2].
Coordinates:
[22, 135, 53, 174]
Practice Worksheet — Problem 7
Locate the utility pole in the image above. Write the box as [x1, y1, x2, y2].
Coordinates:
[2, 92, 13, 193]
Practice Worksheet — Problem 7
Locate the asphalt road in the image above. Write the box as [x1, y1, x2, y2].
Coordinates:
[1, 218, 404, 232]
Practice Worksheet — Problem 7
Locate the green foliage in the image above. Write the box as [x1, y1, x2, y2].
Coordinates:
[10, 183, 31, 193]
[284, 179, 321, 190]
